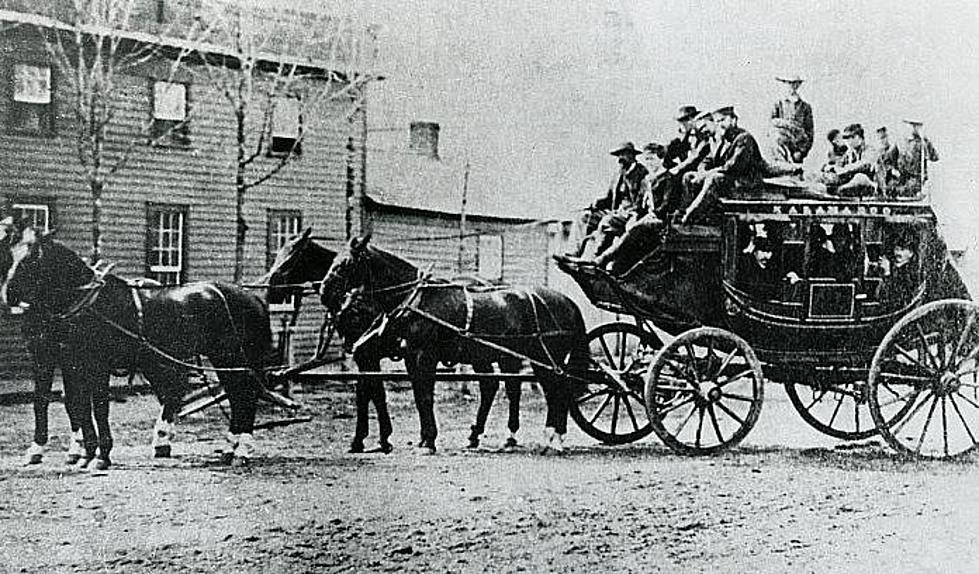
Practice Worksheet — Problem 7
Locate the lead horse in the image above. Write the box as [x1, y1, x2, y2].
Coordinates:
[0, 228, 274, 468]
[318, 235, 590, 454]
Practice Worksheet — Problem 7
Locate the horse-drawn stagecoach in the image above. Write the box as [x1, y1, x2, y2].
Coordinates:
[558, 189, 978, 460]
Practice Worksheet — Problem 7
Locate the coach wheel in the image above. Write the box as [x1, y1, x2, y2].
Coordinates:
[570, 322, 661, 445]
[645, 327, 764, 455]
[784, 380, 879, 440]
[869, 299, 979, 459]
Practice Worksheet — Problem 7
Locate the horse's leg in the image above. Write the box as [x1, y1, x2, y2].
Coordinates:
[467, 363, 497, 449]
[406, 352, 438, 454]
[25, 351, 55, 465]
[349, 364, 371, 454]
[371, 368, 394, 454]
[63, 362, 97, 467]
[142, 362, 187, 458]
[501, 358, 523, 448]
[216, 363, 259, 465]
[89, 365, 113, 470]
[534, 371, 564, 454]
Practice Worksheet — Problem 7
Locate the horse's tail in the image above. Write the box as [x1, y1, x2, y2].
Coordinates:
[564, 304, 591, 392]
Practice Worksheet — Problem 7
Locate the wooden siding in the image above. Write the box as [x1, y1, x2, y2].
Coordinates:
[0, 31, 363, 379]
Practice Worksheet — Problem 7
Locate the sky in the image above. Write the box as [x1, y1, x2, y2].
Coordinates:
[240, 0, 979, 246]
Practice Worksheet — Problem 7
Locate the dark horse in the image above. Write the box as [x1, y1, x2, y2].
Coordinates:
[0, 228, 274, 469]
[319, 235, 589, 454]
[264, 228, 525, 451]
[0, 221, 83, 465]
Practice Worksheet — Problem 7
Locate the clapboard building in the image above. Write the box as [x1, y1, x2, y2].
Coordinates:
[0, 0, 367, 379]
[363, 121, 563, 288]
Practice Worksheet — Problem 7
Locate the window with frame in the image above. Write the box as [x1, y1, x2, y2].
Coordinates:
[267, 210, 303, 309]
[270, 96, 302, 156]
[11, 202, 52, 232]
[146, 205, 187, 285]
[151, 80, 190, 146]
[10, 63, 54, 135]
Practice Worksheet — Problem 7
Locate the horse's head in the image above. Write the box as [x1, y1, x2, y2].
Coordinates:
[261, 227, 338, 305]
[335, 287, 382, 350]
[319, 234, 373, 311]
[1, 228, 91, 312]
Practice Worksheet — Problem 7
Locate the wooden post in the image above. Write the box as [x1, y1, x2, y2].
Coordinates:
[458, 159, 470, 274]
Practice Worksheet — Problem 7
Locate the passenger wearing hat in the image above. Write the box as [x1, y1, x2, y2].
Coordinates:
[681, 106, 766, 224]
[874, 126, 902, 197]
[896, 119, 939, 198]
[564, 142, 651, 260]
[662, 105, 702, 172]
[823, 123, 878, 197]
[770, 75, 814, 164]
[736, 235, 782, 300]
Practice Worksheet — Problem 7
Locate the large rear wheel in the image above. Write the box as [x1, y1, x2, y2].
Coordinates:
[784, 380, 878, 440]
[869, 300, 979, 459]
[645, 327, 764, 455]
[570, 322, 660, 444]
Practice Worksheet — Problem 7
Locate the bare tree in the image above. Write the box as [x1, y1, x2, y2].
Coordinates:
[23, 0, 199, 263]
[190, 1, 376, 283]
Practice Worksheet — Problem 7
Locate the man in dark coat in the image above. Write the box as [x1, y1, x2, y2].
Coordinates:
[737, 236, 781, 300]
[895, 119, 939, 198]
[682, 106, 766, 224]
[770, 75, 814, 164]
[875, 126, 902, 197]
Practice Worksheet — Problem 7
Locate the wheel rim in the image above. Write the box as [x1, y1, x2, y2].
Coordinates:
[571, 322, 659, 444]
[784, 380, 878, 440]
[869, 299, 979, 459]
[646, 327, 764, 455]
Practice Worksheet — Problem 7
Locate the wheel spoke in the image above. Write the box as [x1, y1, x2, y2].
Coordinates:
[942, 395, 949, 458]
[683, 344, 701, 385]
[715, 399, 747, 426]
[715, 347, 739, 377]
[618, 333, 628, 370]
[587, 392, 614, 425]
[876, 388, 918, 409]
[854, 393, 861, 432]
[658, 395, 696, 416]
[576, 388, 605, 405]
[804, 388, 829, 410]
[951, 310, 978, 365]
[598, 336, 616, 369]
[695, 405, 705, 448]
[892, 343, 936, 374]
[671, 401, 698, 436]
[913, 393, 940, 455]
[720, 392, 756, 403]
[610, 394, 620, 436]
[915, 324, 939, 371]
[622, 392, 641, 432]
[826, 391, 845, 429]
[952, 391, 979, 412]
[708, 404, 725, 444]
[949, 393, 979, 447]
[717, 368, 755, 388]
[891, 390, 933, 436]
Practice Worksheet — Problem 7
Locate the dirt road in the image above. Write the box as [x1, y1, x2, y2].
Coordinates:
[1, 384, 978, 573]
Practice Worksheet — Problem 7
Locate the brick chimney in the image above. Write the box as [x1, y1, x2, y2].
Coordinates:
[408, 121, 440, 160]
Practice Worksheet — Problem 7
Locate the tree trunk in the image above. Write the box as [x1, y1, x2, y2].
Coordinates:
[90, 178, 103, 264]
[233, 107, 247, 284]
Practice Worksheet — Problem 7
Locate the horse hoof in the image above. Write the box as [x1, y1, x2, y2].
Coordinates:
[65, 454, 81, 466]
[89, 458, 111, 471]
[415, 445, 437, 456]
[231, 456, 250, 468]
[466, 439, 480, 450]
[76, 457, 95, 471]
[154, 445, 172, 458]
[26, 454, 43, 465]
[503, 437, 518, 449]
[348, 443, 365, 454]
[219, 452, 235, 466]
[379, 442, 394, 454]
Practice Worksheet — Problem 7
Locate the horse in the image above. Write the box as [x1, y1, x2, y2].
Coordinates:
[0, 228, 274, 469]
[318, 235, 589, 454]
[264, 227, 525, 451]
[0, 222, 84, 465]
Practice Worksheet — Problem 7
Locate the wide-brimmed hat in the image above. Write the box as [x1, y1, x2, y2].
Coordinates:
[775, 74, 804, 84]
[675, 105, 700, 122]
[842, 123, 864, 139]
[902, 118, 924, 126]
[610, 142, 641, 156]
[712, 105, 737, 118]
[643, 142, 666, 155]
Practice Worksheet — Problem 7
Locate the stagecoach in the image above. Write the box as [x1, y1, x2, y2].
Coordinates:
[557, 189, 979, 460]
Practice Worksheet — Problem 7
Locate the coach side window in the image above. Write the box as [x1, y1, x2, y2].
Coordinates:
[10, 63, 55, 135]
[146, 204, 187, 285]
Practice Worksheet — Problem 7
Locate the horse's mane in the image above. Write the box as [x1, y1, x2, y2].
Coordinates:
[363, 243, 419, 282]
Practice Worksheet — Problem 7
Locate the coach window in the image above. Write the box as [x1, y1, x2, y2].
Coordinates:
[270, 96, 302, 156]
[267, 209, 303, 309]
[146, 204, 187, 285]
[10, 63, 54, 135]
[151, 80, 190, 146]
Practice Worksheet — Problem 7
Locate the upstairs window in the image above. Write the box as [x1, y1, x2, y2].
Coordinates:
[270, 96, 302, 156]
[151, 81, 190, 146]
[10, 64, 54, 135]
[146, 204, 187, 285]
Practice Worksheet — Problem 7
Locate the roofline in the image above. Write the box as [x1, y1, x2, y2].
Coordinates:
[364, 195, 566, 225]
[0, 8, 360, 77]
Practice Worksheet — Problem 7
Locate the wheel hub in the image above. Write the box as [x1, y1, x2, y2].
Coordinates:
[936, 371, 960, 397]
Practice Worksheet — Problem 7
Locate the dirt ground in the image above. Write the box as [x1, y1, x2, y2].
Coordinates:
[1, 380, 979, 574]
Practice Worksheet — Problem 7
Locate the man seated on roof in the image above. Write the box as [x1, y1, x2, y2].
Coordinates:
[875, 126, 902, 197]
[647, 106, 712, 220]
[681, 106, 766, 224]
[820, 123, 878, 197]
[564, 142, 651, 261]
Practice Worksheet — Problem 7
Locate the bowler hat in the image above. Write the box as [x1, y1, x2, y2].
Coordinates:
[876, 126, 888, 134]
[712, 105, 737, 118]
[643, 142, 666, 155]
[775, 74, 804, 84]
[675, 105, 700, 122]
[695, 110, 713, 121]
[842, 123, 864, 139]
[610, 142, 641, 156]
[752, 236, 774, 252]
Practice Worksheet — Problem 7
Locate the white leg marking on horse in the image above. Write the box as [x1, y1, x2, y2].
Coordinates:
[151, 418, 172, 447]
[67, 431, 85, 456]
[24, 442, 45, 465]
[233, 433, 256, 459]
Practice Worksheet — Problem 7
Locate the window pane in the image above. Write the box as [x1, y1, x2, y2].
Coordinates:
[153, 81, 186, 121]
[272, 97, 300, 138]
[12, 203, 50, 232]
[13, 65, 51, 104]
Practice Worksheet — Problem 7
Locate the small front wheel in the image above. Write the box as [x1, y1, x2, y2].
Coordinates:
[645, 327, 764, 455]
